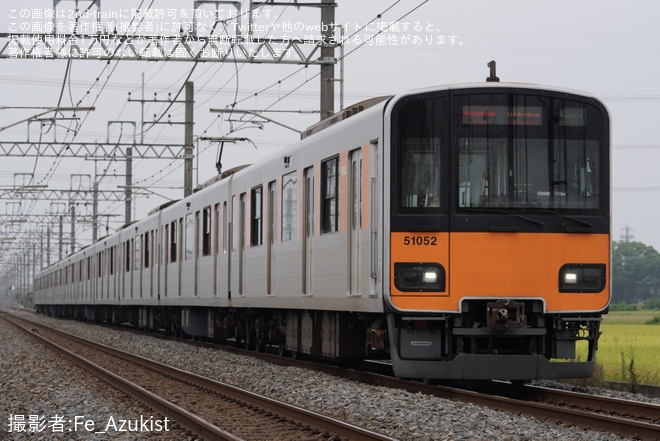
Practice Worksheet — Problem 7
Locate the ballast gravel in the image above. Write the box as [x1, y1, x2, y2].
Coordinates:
[2, 308, 653, 441]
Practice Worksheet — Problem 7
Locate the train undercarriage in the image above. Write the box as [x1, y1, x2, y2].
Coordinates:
[36, 297, 602, 381]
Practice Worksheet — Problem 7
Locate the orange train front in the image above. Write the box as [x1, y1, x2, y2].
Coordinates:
[383, 84, 610, 379]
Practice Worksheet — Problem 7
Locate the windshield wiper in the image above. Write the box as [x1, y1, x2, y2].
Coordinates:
[538, 210, 593, 228]
[465, 208, 545, 227]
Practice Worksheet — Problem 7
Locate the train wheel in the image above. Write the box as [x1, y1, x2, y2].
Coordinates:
[255, 338, 265, 352]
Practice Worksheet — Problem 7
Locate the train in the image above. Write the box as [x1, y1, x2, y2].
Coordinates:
[33, 79, 611, 381]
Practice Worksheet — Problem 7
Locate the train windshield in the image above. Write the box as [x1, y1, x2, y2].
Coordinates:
[393, 95, 445, 214]
[456, 93, 606, 212]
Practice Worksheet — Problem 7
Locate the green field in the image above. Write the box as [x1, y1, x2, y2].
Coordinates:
[594, 311, 660, 385]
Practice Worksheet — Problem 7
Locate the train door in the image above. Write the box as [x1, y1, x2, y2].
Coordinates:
[239, 193, 246, 295]
[369, 140, 379, 294]
[136, 235, 142, 298]
[99, 250, 105, 300]
[213, 203, 220, 297]
[303, 167, 314, 294]
[178, 217, 183, 297]
[194, 211, 200, 297]
[228, 197, 233, 298]
[349, 148, 362, 295]
[130, 238, 135, 298]
[163, 225, 168, 298]
[267, 181, 276, 294]
[149, 230, 155, 298]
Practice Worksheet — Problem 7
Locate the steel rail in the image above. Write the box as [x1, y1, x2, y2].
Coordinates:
[1, 313, 244, 441]
[3, 313, 398, 441]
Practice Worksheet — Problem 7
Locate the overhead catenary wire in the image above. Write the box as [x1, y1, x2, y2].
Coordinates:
[117, 0, 432, 197]
[2, 0, 436, 263]
[4, 0, 158, 264]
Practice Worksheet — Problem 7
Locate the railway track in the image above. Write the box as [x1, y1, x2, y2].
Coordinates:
[1, 312, 397, 441]
[304, 361, 660, 440]
[235, 335, 660, 440]
[5, 310, 660, 440]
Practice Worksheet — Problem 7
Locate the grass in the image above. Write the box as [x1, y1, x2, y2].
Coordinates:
[594, 311, 660, 385]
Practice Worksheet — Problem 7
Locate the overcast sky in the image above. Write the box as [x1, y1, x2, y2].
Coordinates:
[0, 0, 659, 259]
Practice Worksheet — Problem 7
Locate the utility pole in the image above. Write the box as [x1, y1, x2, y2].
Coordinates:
[92, 180, 99, 241]
[184, 82, 194, 197]
[107, 121, 136, 226]
[126, 146, 132, 225]
[70, 204, 76, 254]
[128, 88, 191, 198]
[0, 1, 339, 283]
[46, 227, 50, 268]
[320, 0, 336, 120]
[58, 216, 63, 260]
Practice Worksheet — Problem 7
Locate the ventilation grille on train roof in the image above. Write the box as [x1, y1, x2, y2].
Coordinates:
[301, 96, 392, 140]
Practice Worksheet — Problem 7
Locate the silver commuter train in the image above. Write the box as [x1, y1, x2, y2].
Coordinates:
[34, 80, 611, 380]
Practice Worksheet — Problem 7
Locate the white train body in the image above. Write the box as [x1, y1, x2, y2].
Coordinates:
[35, 83, 611, 380]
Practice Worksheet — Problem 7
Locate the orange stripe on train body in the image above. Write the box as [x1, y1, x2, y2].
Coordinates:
[389, 232, 610, 313]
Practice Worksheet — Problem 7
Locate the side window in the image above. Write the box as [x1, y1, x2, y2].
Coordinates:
[231, 196, 237, 251]
[185, 213, 193, 260]
[222, 201, 227, 253]
[125, 240, 131, 272]
[321, 156, 339, 233]
[109, 246, 114, 275]
[170, 220, 177, 263]
[178, 218, 184, 261]
[134, 237, 140, 271]
[203, 206, 212, 256]
[214, 203, 221, 255]
[251, 186, 263, 246]
[282, 171, 297, 241]
[144, 232, 150, 268]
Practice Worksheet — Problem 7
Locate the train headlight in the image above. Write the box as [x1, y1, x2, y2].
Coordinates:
[559, 264, 606, 293]
[423, 271, 438, 284]
[394, 263, 445, 292]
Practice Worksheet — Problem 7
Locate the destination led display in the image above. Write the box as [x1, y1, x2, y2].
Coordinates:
[462, 105, 586, 127]
[462, 105, 543, 125]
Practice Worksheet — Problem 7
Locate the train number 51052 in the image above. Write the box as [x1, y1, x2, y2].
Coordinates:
[403, 236, 437, 246]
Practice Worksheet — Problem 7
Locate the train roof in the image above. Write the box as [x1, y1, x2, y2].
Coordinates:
[392, 81, 603, 101]
[301, 95, 392, 140]
[300, 81, 604, 140]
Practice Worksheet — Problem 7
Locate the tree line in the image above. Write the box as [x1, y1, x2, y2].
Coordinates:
[611, 240, 660, 308]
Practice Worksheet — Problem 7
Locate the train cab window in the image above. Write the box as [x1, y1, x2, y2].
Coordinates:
[456, 93, 606, 212]
[251, 186, 263, 246]
[282, 171, 297, 241]
[392, 95, 445, 214]
[321, 156, 339, 233]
